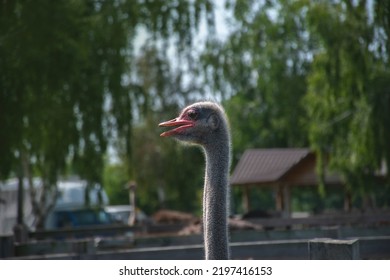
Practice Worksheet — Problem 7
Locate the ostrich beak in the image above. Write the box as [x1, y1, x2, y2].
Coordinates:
[159, 118, 194, 137]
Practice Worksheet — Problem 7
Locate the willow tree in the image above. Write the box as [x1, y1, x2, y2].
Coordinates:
[200, 0, 390, 210]
[0, 0, 215, 228]
[305, 0, 390, 207]
[201, 0, 312, 163]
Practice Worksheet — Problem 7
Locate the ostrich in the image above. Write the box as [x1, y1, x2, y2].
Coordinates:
[159, 101, 231, 260]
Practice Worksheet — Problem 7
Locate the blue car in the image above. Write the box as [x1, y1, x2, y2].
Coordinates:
[53, 207, 113, 228]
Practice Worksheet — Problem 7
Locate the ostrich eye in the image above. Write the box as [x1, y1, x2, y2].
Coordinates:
[187, 109, 198, 120]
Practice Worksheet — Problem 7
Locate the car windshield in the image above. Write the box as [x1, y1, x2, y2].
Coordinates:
[56, 209, 112, 227]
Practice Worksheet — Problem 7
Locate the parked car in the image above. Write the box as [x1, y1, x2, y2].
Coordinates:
[0, 177, 110, 234]
[45, 206, 135, 243]
[48, 207, 114, 229]
[105, 205, 148, 225]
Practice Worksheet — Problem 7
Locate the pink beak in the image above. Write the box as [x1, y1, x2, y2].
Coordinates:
[158, 118, 195, 137]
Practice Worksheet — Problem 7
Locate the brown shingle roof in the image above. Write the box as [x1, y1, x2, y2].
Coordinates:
[230, 148, 313, 185]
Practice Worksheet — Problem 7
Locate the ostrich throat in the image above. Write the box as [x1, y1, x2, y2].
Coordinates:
[202, 132, 230, 260]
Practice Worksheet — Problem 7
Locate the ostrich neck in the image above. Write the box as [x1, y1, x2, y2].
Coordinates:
[203, 134, 230, 260]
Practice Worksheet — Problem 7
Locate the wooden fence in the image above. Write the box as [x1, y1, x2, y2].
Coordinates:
[25, 210, 390, 241]
[245, 210, 390, 229]
[4, 236, 390, 260]
[1, 211, 390, 260]
[2, 226, 390, 260]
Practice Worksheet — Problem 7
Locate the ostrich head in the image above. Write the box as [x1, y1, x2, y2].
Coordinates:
[159, 101, 228, 146]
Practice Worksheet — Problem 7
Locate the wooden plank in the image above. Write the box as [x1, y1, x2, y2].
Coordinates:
[5, 236, 390, 260]
[28, 223, 186, 240]
[231, 240, 307, 260]
[133, 226, 390, 249]
[86, 240, 309, 260]
[17, 225, 390, 257]
[359, 236, 390, 259]
[26, 211, 390, 242]
[247, 211, 390, 228]
[308, 238, 359, 260]
[0, 235, 14, 258]
[14, 239, 96, 257]
[29, 224, 139, 240]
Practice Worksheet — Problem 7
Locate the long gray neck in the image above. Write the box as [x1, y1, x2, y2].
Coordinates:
[202, 131, 231, 260]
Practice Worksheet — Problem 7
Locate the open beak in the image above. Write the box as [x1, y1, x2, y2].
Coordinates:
[158, 118, 195, 137]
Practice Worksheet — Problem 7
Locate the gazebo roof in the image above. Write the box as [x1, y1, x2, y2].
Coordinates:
[230, 148, 342, 186]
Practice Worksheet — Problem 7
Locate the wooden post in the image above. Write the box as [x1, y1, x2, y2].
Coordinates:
[275, 184, 291, 218]
[275, 185, 283, 213]
[344, 189, 352, 212]
[242, 186, 251, 213]
[282, 184, 291, 218]
[0, 235, 15, 258]
[308, 238, 360, 260]
[72, 239, 96, 255]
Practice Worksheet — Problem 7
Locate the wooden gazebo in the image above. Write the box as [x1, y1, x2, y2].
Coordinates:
[230, 148, 344, 217]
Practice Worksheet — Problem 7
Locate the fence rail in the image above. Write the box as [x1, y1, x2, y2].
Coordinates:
[26, 211, 390, 241]
[5, 236, 390, 260]
[2, 211, 390, 260]
[246, 211, 390, 228]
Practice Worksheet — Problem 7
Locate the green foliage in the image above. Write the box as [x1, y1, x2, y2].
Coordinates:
[305, 0, 390, 196]
[203, 0, 390, 209]
[0, 0, 216, 224]
[202, 0, 311, 164]
[103, 163, 129, 206]
[1, 0, 389, 221]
